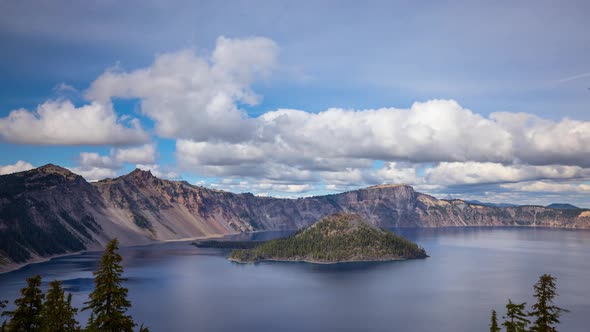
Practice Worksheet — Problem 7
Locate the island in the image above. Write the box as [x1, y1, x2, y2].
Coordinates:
[229, 213, 428, 264]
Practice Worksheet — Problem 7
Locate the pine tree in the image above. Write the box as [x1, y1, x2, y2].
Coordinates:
[0, 299, 8, 331]
[39, 280, 80, 332]
[503, 299, 530, 332]
[490, 309, 501, 332]
[82, 238, 136, 332]
[529, 274, 568, 332]
[6, 274, 44, 332]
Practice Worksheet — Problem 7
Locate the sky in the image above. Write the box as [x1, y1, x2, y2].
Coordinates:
[1, 0, 590, 206]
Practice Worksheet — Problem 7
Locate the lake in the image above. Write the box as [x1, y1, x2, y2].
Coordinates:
[1, 227, 589, 331]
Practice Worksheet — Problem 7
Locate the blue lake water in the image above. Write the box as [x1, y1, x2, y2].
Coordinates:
[1, 227, 589, 331]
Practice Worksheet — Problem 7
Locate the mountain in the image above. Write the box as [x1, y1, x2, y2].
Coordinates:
[464, 200, 519, 208]
[229, 213, 428, 263]
[546, 203, 580, 210]
[2, 165, 590, 271]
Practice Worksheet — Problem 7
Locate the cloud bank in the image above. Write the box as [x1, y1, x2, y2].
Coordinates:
[2, 36, 590, 204]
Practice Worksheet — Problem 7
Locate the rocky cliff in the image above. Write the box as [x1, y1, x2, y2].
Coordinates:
[1, 165, 590, 270]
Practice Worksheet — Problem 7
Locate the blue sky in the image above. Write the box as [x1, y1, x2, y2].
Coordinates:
[1, 0, 590, 206]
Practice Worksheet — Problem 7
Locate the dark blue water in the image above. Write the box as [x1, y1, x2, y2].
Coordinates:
[1, 227, 589, 332]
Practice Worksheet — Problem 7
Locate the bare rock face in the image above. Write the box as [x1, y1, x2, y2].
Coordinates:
[2, 165, 590, 270]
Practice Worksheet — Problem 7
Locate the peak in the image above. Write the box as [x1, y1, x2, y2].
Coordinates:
[364, 184, 413, 190]
[35, 164, 75, 176]
[311, 213, 372, 231]
[125, 168, 156, 179]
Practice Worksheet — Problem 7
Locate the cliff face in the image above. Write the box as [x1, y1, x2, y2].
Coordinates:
[2, 165, 590, 270]
[0, 165, 148, 269]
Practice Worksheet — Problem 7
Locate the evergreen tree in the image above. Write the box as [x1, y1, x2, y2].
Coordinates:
[503, 299, 530, 332]
[0, 299, 8, 331]
[39, 280, 80, 332]
[82, 238, 136, 332]
[490, 309, 501, 332]
[6, 274, 44, 332]
[529, 274, 568, 332]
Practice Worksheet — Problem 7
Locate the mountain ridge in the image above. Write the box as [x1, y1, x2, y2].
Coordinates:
[1, 164, 590, 271]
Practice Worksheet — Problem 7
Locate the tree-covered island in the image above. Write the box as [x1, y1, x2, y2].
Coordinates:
[229, 213, 428, 264]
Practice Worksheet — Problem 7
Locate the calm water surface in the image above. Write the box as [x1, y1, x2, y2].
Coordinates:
[1, 227, 589, 332]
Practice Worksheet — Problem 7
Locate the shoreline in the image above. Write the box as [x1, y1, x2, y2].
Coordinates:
[0, 251, 88, 274]
[228, 256, 425, 265]
[2, 224, 587, 274]
[0, 229, 267, 275]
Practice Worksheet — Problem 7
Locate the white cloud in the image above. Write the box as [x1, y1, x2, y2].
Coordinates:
[67, 166, 117, 181]
[79, 152, 120, 169]
[78, 144, 157, 169]
[86, 36, 278, 142]
[425, 162, 589, 185]
[373, 162, 421, 185]
[0, 160, 34, 175]
[491, 112, 590, 167]
[209, 178, 314, 195]
[113, 144, 156, 164]
[72, 144, 158, 181]
[501, 181, 590, 193]
[136, 164, 179, 180]
[6, 35, 590, 200]
[176, 140, 265, 166]
[0, 100, 148, 145]
[254, 100, 513, 164]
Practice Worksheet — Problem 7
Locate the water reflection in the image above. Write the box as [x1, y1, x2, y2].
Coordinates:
[0, 227, 589, 332]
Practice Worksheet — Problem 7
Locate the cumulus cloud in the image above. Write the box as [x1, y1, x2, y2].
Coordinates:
[501, 181, 590, 193]
[78, 144, 157, 169]
[0, 100, 148, 145]
[209, 178, 314, 195]
[0, 160, 34, 175]
[86, 36, 278, 142]
[70, 144, 159, 181]
[172, 93, 590, 196]
[113, 144, 157, 164]
[67, 166, 117, 181]
[491, 112, 590, 167]
[6, 35, 590, 199]
[175, 99, 590, 178]
[135, 164, 179, 180]
[425, 162, 590, 185]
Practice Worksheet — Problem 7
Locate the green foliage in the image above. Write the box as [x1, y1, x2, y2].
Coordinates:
[82, 238, 135, 332]
[39, 280, 80, 332]
[490, 310, 500, 332]
[6, 274, 44, 331]
[529, 274, 568, 332]
[489, 274, 568, 332]
[1, 240, 148, 332]
[502, 299, 530, 332]
[0, 299, 8, 329]
[230, 214, 427, 263]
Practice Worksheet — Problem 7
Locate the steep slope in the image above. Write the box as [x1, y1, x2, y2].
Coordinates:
[229, 213, 428, 263]
[94, 169, 256, 239]
[0, 165, 149, 269]
[2, 165, 590, 271]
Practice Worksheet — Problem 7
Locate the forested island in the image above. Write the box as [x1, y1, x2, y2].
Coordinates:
[229, 213, 428, 263]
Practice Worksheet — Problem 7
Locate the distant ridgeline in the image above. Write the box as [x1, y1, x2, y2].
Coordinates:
[229, 213, 428, 263]
[2, 164, 590, 271]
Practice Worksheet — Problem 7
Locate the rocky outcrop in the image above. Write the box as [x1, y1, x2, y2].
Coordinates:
[1, 165, 590, 270]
